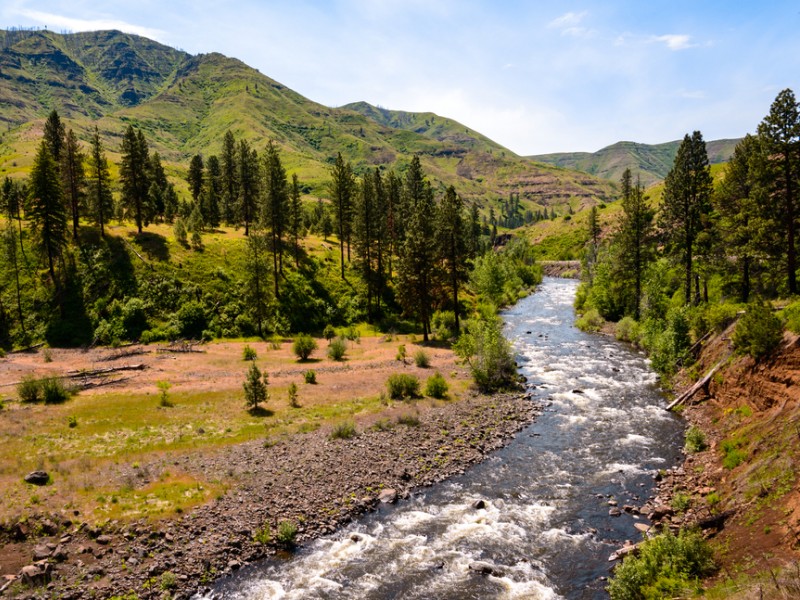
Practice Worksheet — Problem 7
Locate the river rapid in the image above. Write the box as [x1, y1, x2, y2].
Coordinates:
[205, 277, 685, 599]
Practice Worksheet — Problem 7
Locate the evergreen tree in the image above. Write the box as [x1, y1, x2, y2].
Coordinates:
[60, 129, 85, 239]
[86, 128, 114, 237]
[28, 141, 67, 284]
[221, 130, 239, 225]
[261, 140, 288, 297]
[187, 154, 204, 203]
[329, 152, 355, 279]
[659, 131, 713, 305]
[616, 173, 654, 319]
[289, 172, 303, 268]
[353, 169, 385, 320]
[468, 202, 482, 256]
[148, 152, 168, 219]
[755, 88, 800, 295]
[237, 139, 259, 236]
[2, 221, 25, 339]
[119, 125, 152, 234]
[436, 185, 470, 332]
[243, 362, 268, 410]
[385, 170, 402, 278]
[244, 230, 271, 337]
[43, 109, 65, 165]
[715, 134, 762, 302]
[397, 160, 437, 341]
[203, 155, 222, 228]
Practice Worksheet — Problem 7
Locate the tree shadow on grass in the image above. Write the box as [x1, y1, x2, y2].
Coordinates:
[248, 406, 274, 418]
[131, 231, 170, 262]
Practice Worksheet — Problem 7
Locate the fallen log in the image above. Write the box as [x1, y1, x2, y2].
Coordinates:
[65, 363, 146, 378]
[73, 376, 131, 390]
[99, 348, 149, 362]
[666, 358, 727, 411]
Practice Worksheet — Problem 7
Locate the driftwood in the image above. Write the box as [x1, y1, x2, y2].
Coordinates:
[9, 342, 45, 354]
[73, 376, 131, 390]
[99, 347, 149, 362]
[666, 358, 727, 411]
[65, 364, 146, 379]
[156, 340, 205, 354]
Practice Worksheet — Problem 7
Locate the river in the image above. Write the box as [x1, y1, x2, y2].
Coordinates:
[205, 277, 685, 599]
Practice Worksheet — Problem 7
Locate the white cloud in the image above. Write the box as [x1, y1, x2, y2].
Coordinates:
[652, 34, 693, 50]
[548, 11, 588, 30]
[15, 9, 165, 40]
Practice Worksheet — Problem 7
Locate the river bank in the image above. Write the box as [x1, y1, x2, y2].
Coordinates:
[1, 389, 538, 599]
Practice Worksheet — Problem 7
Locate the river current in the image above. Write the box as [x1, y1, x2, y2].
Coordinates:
[206, 277, 685, 599]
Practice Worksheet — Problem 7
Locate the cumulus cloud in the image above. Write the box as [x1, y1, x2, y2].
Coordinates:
[15, 9, 165, 39]
[652, 34, 693, 50]
[548, 10, 591, 37]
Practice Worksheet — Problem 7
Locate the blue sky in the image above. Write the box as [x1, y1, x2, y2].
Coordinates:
[3, 0, 799, 155]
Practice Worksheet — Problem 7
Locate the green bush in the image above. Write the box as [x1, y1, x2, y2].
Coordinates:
[327, 337, 347, 361]
[607, 529, 715, 600]
[304, 370, 317, 384]
[453, 315, 517, 392]
[684, 425, 708, 453]
[253, 523, 271, 544]
[615, 316, 640, 344]
[706, 303, 742, 333]
[288, 382, 299, 408]
[784, 300, 800, 334]
[17, 375, 43, 403]
[575, 308, 604, 332]
[413, 349, 430, 368]
[323, 324, 336, 342]
[276, 520, 298, 547]
[387, 373, 421, 399]
[672, 491, 691, 513]
[733, 300, 783, 359]
[396, 344, 407, 362]
[721, 437, 748, 469]
[67, 415, 78, 428]
[425, 372, 449, 398]
[432, 310, 457, 341]
[293, 334, 318, 361]
[41, 377, 70, 404]
[175, 300, 207, 339]
[242, 344, 257, 361]
[330, 420, 357, 440]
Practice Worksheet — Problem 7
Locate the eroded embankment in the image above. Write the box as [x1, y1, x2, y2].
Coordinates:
[652, 328, 800, 590]
[0, 391, 537, 600]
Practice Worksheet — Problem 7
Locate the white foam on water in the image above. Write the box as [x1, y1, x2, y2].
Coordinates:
[597, 462, 648, 476]
[621, 433, 653, 446]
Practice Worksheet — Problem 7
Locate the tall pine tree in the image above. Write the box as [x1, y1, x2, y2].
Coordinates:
[28, 141, 67, 284]
[329, 152, 355, 279]
[60, 129, 85, 239]
[436, 185, 469, 332]
[87, 128, 114, 238]
[261, 140, 288, 297]
[119, 125, 152, 234]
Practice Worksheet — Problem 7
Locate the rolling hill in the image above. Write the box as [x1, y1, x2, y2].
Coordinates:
[0, 28, 615, 211]
[530, 138, 740, 188]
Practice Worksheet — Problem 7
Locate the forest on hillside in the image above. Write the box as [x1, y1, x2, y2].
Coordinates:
[0, 110, 541, 364]
[577, 88, 800, 376]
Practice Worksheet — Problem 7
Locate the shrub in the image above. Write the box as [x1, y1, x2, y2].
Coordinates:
[276, 520, 298, 547]
[175, 300, 207, 339]
[684, 425, 707, 453]
[607, 529, 715, 600]
[41, 377, 70, 404]
[160, 571, 178, 591]
[345, 325, 360, 342]
[432, 310, 457, 341]
[397, 413, 420, 427]
[721, 437, 748, 469]
[243, 363, 268, 410]
[17, 375, 43, 403]
[173, 218, 188, 245]
[413, 349, 430, 368]
[268, 334, 282, 350]
[425, 372, 449, 399]
[288, 382, 299, 408]
[784, 300, 800, 334]
[672, 491, 691, 513]
[67, 415, 78, 428]
[614, 316, 640, 344]
[396, 344, 407, 362]
[575, 308, 604, 332]
[327, 337, 347, 361]
[330, 420, 357, 440]
[157, 380, 173, 407]
[293, 334, 318, 361]
[323, 324, 336, 343]
[242, 344, 257, 361]
[304, 370, 317, 384]
[733, 300, 783, 359]
[253, 523, 271, 544]
[387, 373, 421, 399]
[453, 315, 517, 392]
[706, 303, 742, 333]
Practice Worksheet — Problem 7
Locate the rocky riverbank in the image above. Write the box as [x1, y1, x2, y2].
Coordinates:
[1, 390, 539, 599]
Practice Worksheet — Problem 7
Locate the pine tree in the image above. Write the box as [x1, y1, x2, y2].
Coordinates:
[353, 170, 379, 320]
[243, 362, 268, 411]
[86, 128, 113, 237]
[385, 170, 402, 278]
[28, 141, 67, 284]
[261, 140, 288, 297]
[119, 125, 152, 234]
[436, 185, 469, 332]
[289, 173, 303, 268]
[221, 130, 239, 225]
[237, 139, 259, 236]
[43, 110, 65, 165]
[2, 220, 25, 338]
[755, 88, 800, 295]
[659, 131, 713, 305]
[187, 154, 204, 203]
[148, 152, 168, 219]
[244, 230, 271, 337]
[329, 152, 355, 279]
[203, 155, 222, 228]
[617, 173, 654, 318]
[60, 129, 85, 239]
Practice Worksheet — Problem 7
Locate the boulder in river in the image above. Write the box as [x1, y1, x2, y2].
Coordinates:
[469, 561, 504, 577]
[377, 488, 398, 504]
[471, 499, 488, 510]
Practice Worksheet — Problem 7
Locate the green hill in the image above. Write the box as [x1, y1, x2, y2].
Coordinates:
[530, 138, 740, 187]
[0, 28, 614, 210]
